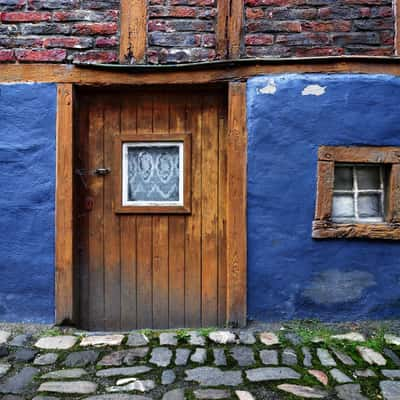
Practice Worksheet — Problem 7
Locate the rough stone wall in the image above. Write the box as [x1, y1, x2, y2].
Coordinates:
[0, 0, 119, 63]
[245, 0, 395, 57]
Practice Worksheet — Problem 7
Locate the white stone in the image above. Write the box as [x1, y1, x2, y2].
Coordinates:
[80, 335, 124, 347]
[332, 333, 365, 342]
[38, 381, 97, 394]
[259, 332, 279, 346]
[35, 336, 78, 350]
[0, 331, 11, 344]
[209, 331, 236, 344]
[96, 366, 151, 377]
[385, 334, 400, 346]
[41, 368, 87, 379]
[235, 391, 255, 400]
[107, 380, 155, 393]
[160, 333, 178, 346]
[317, 348, 336, 367]
[191, 348, 207, 363]
[277, 384, 328, 398]
[0, 363, 10, 377]
[356, 346, 386, 366]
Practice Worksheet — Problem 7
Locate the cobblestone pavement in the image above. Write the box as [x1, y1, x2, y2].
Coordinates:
[0, 322, 400, 399]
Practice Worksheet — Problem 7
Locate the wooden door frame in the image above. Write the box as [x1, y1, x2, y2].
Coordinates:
[55, 81, 248, 328]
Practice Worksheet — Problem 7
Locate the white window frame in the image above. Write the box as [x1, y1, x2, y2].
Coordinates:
[332, 164, 385, 223]
[122, 141, 184, 207]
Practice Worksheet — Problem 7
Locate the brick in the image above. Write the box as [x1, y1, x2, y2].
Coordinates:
[332, 32, 380, 45]
[148, 19, 214, 32]
[0, 36, 44, 47]
[15, 48, 67, 61]
[245, 44, 292, 57]
[72, 22, 118, 35]
[276, 33, 330, 46]
[301, 21, 352, 32]
[170, 0, 215, 5]
[95, 36, 117, 47]
[201, 33, 215, 47]
[245, 33, 274, 45]
[0, 24, 17, 34]
[295, 46, 344, 56]
[21, 23, 70, 35]
[28, 0, 80, 9]
[344, 45, 393, 55]
[1, 12, 51, 22]
[344, 0, 391, 4]
[149, 6, 197, 18]
[353, 19, 394, 31]
[380, 31, 394, 46]
[0, 49, 15, 61]
[148, 47, 216, 64]
[318, 6, 362, 20]
[53, 10, 118, 22]
[246, 20, 302, 33]
[149, 31, 201, 47]
[72, 49, 118, 63]
[0, 0, 25, 11]
[246, 8, 264, 19]
[43, 36, 93, 49]
[81, 0, 119, 9]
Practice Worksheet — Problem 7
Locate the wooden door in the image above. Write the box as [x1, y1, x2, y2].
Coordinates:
[76, 86, 228, 330]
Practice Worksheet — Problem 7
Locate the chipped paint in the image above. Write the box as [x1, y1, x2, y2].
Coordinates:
[302, 84, 326, 96]
[259, 79, 277, 95]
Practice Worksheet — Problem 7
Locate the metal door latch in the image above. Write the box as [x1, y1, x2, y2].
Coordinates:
[94, 168, 111, 176]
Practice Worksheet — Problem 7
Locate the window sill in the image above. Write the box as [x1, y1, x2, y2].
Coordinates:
[312, 220, 400, 240]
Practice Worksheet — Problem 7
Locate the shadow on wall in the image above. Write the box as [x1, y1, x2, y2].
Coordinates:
[246, 74, 400, 322]
[0, 84, 56, 323]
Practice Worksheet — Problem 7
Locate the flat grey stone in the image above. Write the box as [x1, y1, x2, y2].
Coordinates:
[3, 396, 25, 400]
[238, 332, 256, 345]
[194, 389, 230, 399]
[163, 389, 185, 400]
[191, 348, 207, 363]
[98, 348, 148, 366]
[246, 367, 300, 382]
[336, 384, 368, 400]
[282, 348, 297, 366]
[13, 348, 38, 362]
[260, 350, 278, 365]
[380, 381, 400, 400]
[107, 379, 155, 393]
[9, 335, 31, 347]
[356, 346, 386, 366]
[150, 347, 172, 367]
[235, 391, 255, 400]
[160, 333, 178, 346]
[189, 331, 206, 346]
[332, 333, 365, 342]
[259, 332, 279, 346]
[0, 331, 11, 344]
[0, 345, 9, 357]
[41, 368, 87, 379]
[317, 348, 336, 367]
[385, 334, 400, 346]
[331, 349, 355, 366]
[185, 367, 242, 386]
[175, 348, 190, 366]
[32, 396, 60, 400]
[64, 350, 99, 367]
[285, 332, 303, 346]
[330, 368, 352, 383]
[80, 335, 124, 347]
[96, 366, 151, 377]
[85, 396, 151, 400]
[382, 369, 400, 379]
[213, 348, 227, 366]
[0, 363, 11, 377]
[209, 331, 236, 344]
[277, 384, 328, 398]
[38, 381, 97, 394]
[162, 369, 176, 385]
[230, 346, 255, 366]
[127, 333, 149, 347]
[35, 336, 77, 350]
[384, 348, 400, 367]
[0, 366, 39, 394]
[354, 369, 376, 378]
[34, 353, 58, 366]
[302, 347, 313, 367]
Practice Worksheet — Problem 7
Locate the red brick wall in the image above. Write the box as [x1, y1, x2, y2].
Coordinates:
[0, 0, 396, 64]
[245, 0, 395, 57]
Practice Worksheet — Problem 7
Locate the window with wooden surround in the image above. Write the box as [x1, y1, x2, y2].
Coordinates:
[114, 134, 191, 214]
[313, 146, 400, 240]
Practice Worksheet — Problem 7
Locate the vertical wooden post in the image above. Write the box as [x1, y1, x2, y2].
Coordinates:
[55, 83, 75, 325]
[226, 81, 247, 327]
[228, 0, 244, 59]
[396, 0, 400, 55]
[120, 0, 147, 64]
[216, 0, 229, 59]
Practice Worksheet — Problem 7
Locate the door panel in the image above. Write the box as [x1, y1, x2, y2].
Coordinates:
[77, 86, 227, 330]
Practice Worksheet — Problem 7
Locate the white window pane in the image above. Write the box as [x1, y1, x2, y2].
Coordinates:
[334, 166, 353, 190]
[332, 194, 355, 218]
[358, 194, 382, 218]
[356, 166, 381, 190]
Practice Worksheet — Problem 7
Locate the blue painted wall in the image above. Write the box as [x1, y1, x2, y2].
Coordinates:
[0, 84, 56, 323]
[247, 74, 400, 322]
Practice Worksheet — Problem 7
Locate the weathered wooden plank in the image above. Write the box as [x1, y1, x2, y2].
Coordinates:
[228, 0, 244, 58]
[226, 82, 247, 327]
[103, 97, 121, 330]
[120, 94, 138, 330]
[319, 146, 400, 164]
[314, 161, 334, 221]
[120, 0, 147, 63]
[201, 94, 219, 327]
[216, 0, 229, 59]
[389, 164, 400, 223]
[55, 84, 75, 325]
[87, 100, 105, 330]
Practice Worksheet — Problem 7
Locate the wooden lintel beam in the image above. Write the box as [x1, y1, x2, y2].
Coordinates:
[55, 83, 75, 325]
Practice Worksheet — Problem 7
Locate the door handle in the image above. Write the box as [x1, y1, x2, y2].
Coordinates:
[94, 168, 111, 176]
